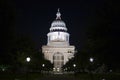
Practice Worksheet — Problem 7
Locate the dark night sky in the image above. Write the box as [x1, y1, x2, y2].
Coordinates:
[1, 0, 120, 66]
[15, 0, 106, 49]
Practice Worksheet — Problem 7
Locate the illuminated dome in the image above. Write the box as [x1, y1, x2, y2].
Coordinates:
[50, 9, 67, 32]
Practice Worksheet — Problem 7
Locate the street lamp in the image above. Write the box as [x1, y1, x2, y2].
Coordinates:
[89, 57, 94, 80]
[73, 64, 76, 73]
[89, 57, 94, 72]
[42, 64, 45, 73]
[73, 64, 76, 67]
[26, 57, 31, 80]
[89, 57, 94, 63]
[57, 68, 60, 72]
[26, 57, 31, 62]
[42, 64, 45, 67]
[53, 67, 55, 71]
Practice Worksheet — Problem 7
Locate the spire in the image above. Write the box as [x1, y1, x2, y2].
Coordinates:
[56, 8, 61, 19]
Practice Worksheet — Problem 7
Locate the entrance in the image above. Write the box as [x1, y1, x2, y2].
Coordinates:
[53, 52, 64, 73]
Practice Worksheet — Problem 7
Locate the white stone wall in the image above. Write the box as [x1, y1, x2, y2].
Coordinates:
[42, 45, 75, 65]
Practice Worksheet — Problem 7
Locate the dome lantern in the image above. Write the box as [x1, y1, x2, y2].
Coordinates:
[50, 8, 67, 32]
[56, 8, 61, 20]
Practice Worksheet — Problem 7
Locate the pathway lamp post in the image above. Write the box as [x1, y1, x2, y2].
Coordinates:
[73, 64, 76, 73]
[89, 57, 94, 80]
[42, 64, 45, 73]
[26, 57, 31, 80]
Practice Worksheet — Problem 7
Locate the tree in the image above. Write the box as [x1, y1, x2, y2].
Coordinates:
[82, 1, 120, 71]
[7, 34, 37, 72]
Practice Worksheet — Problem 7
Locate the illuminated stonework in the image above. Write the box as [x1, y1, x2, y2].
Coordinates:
[42, 9, 75, 72]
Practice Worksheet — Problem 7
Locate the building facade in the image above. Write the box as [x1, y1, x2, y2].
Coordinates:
[42, 9, 75, 72]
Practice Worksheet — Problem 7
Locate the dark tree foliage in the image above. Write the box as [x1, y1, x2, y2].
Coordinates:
[66, 1, 120, 72]
[31, 49, 53, 71]
[80, 1, 120, 71]
[0, 0, 53, 72]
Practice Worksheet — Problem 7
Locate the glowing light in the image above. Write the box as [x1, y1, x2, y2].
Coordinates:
[57, 68, 60, 72]
[26, 57, 31, 62]
[53, 67, 55, 71]
[42, 64, 45, 67]
[89, 57, 94, 62]
[2, 68, 5, 71]
[73, 64, 76, 67]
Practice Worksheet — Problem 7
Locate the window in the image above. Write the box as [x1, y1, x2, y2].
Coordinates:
[68, 51, 72, 53]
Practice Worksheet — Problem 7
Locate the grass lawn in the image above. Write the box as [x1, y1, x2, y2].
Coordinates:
[0, 72, 43, 80]
[75, 73, 120, 80]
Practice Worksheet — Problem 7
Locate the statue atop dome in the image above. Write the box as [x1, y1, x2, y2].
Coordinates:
[56, 8, 61, 19]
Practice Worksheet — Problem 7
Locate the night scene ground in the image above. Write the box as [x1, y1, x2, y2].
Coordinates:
[0, 0, 120, 80]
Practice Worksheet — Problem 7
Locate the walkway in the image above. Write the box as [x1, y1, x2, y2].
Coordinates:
[39, 74, 76, 80]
